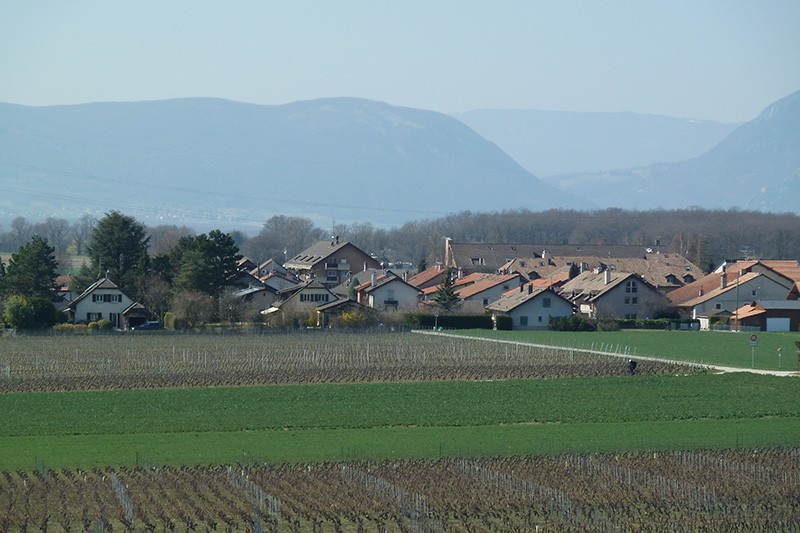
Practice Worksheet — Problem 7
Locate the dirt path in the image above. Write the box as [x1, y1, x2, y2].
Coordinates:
[415, 330, 799, 377]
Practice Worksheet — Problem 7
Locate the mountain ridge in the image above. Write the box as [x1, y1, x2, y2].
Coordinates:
[0, 97, 593, 229]
[544, 89, 800, 212]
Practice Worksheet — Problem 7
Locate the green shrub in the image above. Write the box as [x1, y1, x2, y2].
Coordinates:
[54, 323, 75, 334]
[164, 312, 175, 330]
[597, 318, 621, 331]
[73, 324, 88, 334]
[2, 295, 57, 330]
[494, 314, 513, 331]
[549, 315, 596, 331]
[96, 319, 113, 331]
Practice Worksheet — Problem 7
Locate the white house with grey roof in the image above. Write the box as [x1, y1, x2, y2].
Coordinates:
[486, 286, 573, 330]
[284, 238, 380, 288]
[64, 277, 149, 329]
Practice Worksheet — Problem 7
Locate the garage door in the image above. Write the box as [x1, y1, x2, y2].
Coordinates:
[766, 317, 790, 332]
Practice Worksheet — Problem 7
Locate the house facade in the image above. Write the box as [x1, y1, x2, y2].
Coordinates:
[356, 272, 422, 312]
[673, 270, 793, 319]
[64, 278, 148, 329]
[284, 238, 380, 288]
[270, 281, 339, 316]
[730, 300, 800, 332]
[486, 286, 574, 330]
[560, 270, 666, 319]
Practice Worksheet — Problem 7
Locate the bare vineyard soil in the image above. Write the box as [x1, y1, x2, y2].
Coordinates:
[0, 331, 700, 392]
[1, 449, 798, 532]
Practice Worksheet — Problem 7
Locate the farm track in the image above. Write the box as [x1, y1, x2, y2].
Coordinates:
[1, 449, 798, 532]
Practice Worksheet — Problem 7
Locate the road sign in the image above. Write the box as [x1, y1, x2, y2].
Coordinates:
[750, 334, 758, 347]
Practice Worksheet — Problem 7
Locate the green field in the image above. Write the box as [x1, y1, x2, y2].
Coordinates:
[454, 328, 800, 371]
[2, 373, 799, 470]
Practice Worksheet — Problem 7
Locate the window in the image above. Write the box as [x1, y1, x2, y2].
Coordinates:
[538, 316, 543, 322]
[715, 303, 722, 310]
[625, 281, 638, 293]
[624, 296, 630, 304]
[632, 297, 638, 304]
[482, 298, 489, 306]
[87, 312, 102, 321]
[542, 297, 551, 308]
[93, 293, 121, 303]
[519, 316, 529, 326]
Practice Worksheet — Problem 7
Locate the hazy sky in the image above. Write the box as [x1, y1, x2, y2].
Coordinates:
[2, 1, 799, 123]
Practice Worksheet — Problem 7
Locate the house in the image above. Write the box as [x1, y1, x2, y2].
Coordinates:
[316, 297, 382, 328]
[445, 239, 668, 275]
[407, 264, 449, 290]
[260, 271, 300, 292]
[54, 274, 75, 302]
[730, 300, 800, 332]
[668, 265, 796, 319]
[284, 238, 380, 288]
[236, 257, 258, 273]
[64, 278, 149, 329]
[486, 286, 573, 330]
[268, 280, 339, 317]
[250, 258, 289, 280]
[332, 267, 399, 298]
[234, 285, 280, 312]
[455, 273, 523, 306]
[500, 253, 703, 292]
[354, 271, 422, 312]
[560, 270, 666, 319]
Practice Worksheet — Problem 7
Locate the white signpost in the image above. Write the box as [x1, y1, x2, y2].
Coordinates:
[750, 335, 757, 367]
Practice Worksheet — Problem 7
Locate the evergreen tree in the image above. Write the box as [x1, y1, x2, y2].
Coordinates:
[174, 230, 241, 297]
[86, 211, 149, 293]
[0, 259, 6, 296]
[432, 269, 459, 312]
[5, 235, 59, 298]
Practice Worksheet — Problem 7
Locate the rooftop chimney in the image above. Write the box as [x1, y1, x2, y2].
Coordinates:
[528, 284, 533, 295]
[604, 269, 611, 285]
[371, 273, 377, 287]
[720, 272, 728, 290]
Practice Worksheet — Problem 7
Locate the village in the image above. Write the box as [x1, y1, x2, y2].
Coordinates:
[52, 231, 800, 334]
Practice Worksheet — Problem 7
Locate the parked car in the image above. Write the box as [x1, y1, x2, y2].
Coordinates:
[132, 321, 163, 331]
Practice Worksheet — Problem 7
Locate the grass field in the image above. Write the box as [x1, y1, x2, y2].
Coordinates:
[1, 331, 798, 530]
[2, 372, 798, 470]
[455, 328, 800, 371]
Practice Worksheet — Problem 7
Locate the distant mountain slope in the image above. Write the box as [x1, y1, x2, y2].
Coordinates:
[546, 90, 800, 212]
[0, 98, 594, 229]
[452, 109, 737, 176]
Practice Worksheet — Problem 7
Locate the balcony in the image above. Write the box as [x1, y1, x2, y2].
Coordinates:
[324, 260, 350, 270]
